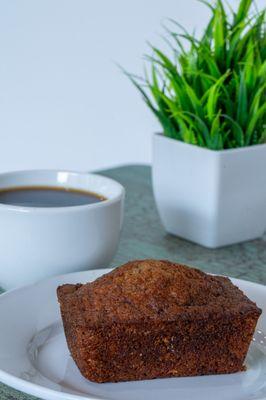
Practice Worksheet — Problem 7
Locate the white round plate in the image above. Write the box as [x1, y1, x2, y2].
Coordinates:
[0, 269, 265, 400]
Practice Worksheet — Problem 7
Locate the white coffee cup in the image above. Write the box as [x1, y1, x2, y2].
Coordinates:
[0, 170, 125, 290]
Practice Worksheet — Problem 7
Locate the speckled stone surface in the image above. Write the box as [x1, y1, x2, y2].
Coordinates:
[0, 165, 265, 399]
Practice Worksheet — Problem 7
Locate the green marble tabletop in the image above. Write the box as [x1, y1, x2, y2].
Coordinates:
[0, 164, 265, 400]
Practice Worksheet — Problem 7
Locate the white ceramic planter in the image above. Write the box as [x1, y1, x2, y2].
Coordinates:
[152, 133, 266, 248]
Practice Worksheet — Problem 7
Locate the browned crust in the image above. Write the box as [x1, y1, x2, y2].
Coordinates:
[57, 259, 261, 383]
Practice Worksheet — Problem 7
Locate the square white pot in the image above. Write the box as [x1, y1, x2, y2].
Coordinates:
[152, 133, 266, 248]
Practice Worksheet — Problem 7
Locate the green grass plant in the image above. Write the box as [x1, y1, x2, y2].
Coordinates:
[127, 0, 266, 149]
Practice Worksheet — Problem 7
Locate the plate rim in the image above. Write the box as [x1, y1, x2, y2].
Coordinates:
[0, 269, 265, 400]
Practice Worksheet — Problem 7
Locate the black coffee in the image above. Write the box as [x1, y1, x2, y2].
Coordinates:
[0, 186, 106, 207]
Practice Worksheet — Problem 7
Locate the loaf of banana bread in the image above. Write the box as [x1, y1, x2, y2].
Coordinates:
[57, 259, 261, 383]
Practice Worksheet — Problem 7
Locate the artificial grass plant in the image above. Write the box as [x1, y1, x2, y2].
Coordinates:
[128, 0, 266, 150]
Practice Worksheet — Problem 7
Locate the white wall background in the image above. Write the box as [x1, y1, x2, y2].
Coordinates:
[0, 0, 264, 172]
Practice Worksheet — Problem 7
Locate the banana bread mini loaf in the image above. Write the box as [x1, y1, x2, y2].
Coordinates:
[57, 259, 261, 383]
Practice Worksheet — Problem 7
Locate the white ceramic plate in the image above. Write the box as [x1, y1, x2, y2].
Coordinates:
[0, 269, 266, 400]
